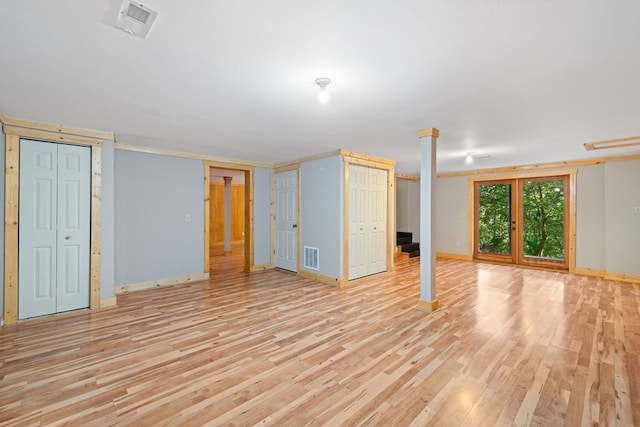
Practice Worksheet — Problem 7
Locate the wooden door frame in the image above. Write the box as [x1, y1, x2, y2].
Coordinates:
[517, 174, 571, 270]
[468, 169, 577, 272]
[3, 122, 112, 325]
[203, 161, 254, 273]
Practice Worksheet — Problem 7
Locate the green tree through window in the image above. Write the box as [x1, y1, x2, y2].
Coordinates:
[522, 180, 564, 259]
[478, 183, 511, 255]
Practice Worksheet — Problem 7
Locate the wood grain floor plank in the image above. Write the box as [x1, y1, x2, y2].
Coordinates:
[1, 247, 639, 426]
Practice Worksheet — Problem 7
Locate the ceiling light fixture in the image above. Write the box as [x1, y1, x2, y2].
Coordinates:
[315, 78, 331, 103]
[465, 152, 490, 164]
[465, 152, 473, 164]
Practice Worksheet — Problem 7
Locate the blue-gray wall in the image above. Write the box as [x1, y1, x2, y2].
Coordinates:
[397, 179, 421, 243]
[604, 159, 640, 276]
[300, 156, 344, 279]
[115, 150, 204, 285]
[435, 175, 468, 255]
[253, 167, 272, 266]
[575, 164, 605, 270]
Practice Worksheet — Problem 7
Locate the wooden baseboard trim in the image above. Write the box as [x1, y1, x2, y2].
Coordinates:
[574, 268, 640, 284]
[100, 296, 117, 308]
[417, 299, 439, 313]
[298, 270, 347, 287]
[436, 252, 472, 261]
[604, 272, 640, 284]
[249, 264, 274, 272]
[574, 267, 606, 278]
[115, 273, 210, 294]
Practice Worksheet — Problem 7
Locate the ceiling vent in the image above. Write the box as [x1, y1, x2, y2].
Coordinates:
[116, 1, 157, 38]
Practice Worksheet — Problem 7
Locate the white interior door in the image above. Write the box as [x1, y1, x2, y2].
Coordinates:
[19, 140, 90, 319]
[275, 169, 298, 272]
[349, 165, 368, 280]
[349, 164, 388, 280]
[368, 167, 387, 275]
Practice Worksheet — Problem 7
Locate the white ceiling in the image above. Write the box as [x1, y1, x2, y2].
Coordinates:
[1, 1, 639, 174]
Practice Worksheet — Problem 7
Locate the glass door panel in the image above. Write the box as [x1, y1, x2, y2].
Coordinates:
[474, 180, 515, 263]
[519, 176, 569, 269]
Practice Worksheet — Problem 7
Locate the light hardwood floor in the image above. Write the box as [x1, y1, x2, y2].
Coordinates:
[1, 252, 639, 426]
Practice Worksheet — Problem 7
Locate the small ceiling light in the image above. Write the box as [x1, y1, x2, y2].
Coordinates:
[315, 78, 331, 103]
[465, 152, 490, 164]
[465, 152, 473, 164]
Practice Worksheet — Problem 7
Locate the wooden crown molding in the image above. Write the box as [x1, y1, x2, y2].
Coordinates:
[1, 114, 114, 141]
[437, 152, 640, 178]
[395, 173, 420, 181]
[274, 149, 395, 169]
[116, 143, 271, 168]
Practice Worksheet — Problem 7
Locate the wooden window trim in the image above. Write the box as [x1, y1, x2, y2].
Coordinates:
[468, 169, 576, 273]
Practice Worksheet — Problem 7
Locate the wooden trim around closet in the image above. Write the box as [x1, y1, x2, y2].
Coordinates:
[343, 156, 396, 283]
[3, 133, 103, 325]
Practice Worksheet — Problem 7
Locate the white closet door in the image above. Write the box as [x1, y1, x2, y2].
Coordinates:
[56, 144, 91, 313]
[348, 164, 368, 280]
[367, 167, 387, 275]
[274, 169, 298, 272]
[349, 164, 388, 280]
[19, 140, 58, 319]
[19, 140, 90, 319]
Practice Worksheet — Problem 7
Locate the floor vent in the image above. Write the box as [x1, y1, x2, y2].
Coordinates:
[304, 247, 319, 270]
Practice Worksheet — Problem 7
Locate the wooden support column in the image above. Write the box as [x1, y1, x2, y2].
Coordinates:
[417, 128, 439, 313]
[223, 176, 232, 253]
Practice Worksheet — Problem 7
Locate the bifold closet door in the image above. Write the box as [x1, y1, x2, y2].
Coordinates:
[348, 164, 387, 280]
[19, 139, 91, 319]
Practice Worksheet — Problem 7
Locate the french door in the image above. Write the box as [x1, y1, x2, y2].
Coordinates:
[474, 175, 570, 270]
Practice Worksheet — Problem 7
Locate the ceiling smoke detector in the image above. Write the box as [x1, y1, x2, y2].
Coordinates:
[116, 1, 157, 38]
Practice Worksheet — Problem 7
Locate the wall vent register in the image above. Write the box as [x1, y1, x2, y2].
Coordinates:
[304, 247, 320, 270]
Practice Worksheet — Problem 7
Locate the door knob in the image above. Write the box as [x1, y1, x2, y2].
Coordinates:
[65, 236, 71, 240]
[292, 224, 297, 228]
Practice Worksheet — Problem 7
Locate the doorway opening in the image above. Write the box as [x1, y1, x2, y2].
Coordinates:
[471, 171, 576, 271]
[204, 163, 253, 274]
